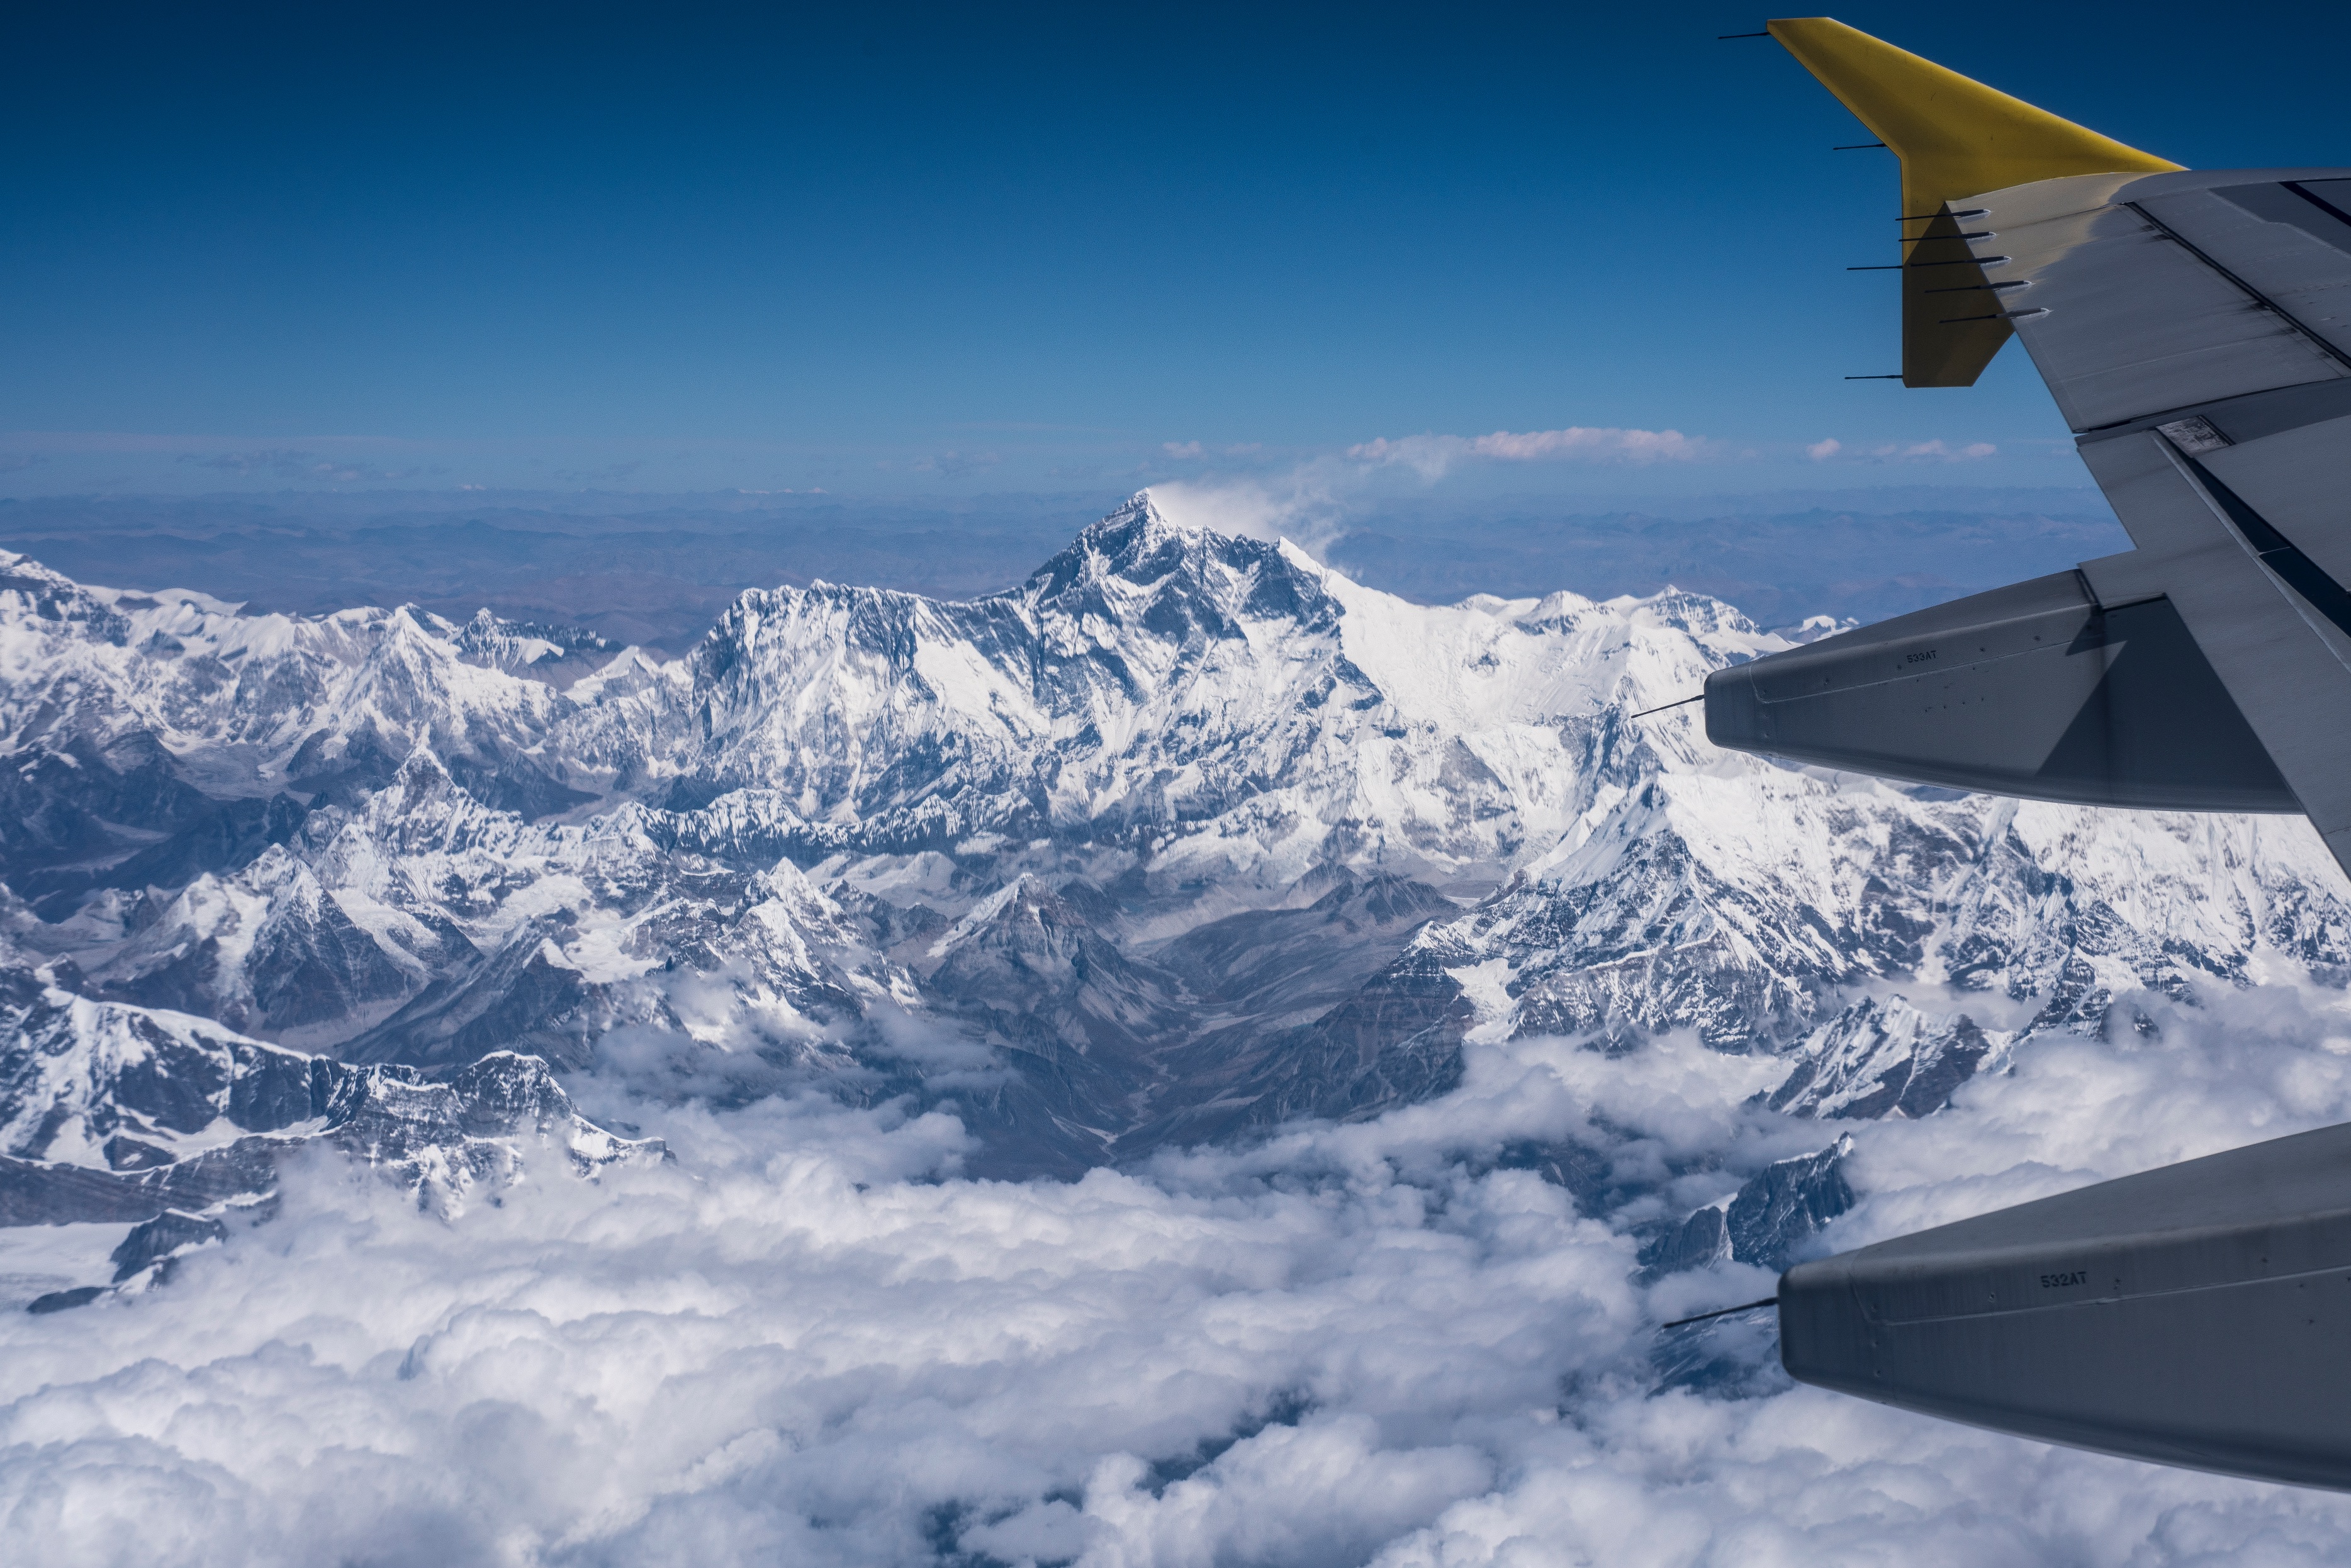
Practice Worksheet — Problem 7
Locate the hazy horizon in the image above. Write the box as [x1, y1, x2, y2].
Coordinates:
[0, 484, 2129, 649]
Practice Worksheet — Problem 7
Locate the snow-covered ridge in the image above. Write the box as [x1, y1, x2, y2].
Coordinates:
[0, 494, 2346, 1186]
[0, 953, 662, 1301]
[0, 549, 680, 810]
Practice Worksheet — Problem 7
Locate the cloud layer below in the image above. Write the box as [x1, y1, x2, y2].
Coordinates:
[10, 989, 2351, 1566]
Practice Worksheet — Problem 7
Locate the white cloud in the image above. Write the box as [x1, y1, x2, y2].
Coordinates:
[1804, 437, 2001, 465]
[1146, 421, 1711, 549]
[1347, 427, 1709, 479]
[11, 990, 2351, 1564]
[912, 451, 1002, 476]
[1863, 439, 1999, 462]
[1147, 466, 1348, 554]
[0, 1066, 1643, 1567]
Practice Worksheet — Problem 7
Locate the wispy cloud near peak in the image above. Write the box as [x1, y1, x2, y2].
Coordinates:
[1890, 439, 1999, 461]
[1807, 438, 2000, 464]
[1346, 425, 1707, 478]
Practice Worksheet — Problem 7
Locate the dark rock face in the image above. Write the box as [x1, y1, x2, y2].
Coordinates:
[1, 987, 340, 1162]
[0, 1155, 184, 1226]
[1092, 871, 1467, 1159]
[1154, 872, 1457, 1026]
[347, 931, 603, 1071]
[111, 1209, 228, 1281]
[1642, 1137, 1861, 1283]
[1725, 1138, 1856, 1272]
[1651, 1204, 1731, 1276]
[1108, 931, 1472, 1163]
[922, 878, 1179, 1072]
[0, 739, 219, 873]
[18, 793, 309, 916]
[102, 1134, 174, 1170]
[1768, 999, 1997, 1121]
[909, 878, 1182, 1176]
[26, 1285, 106, 1314]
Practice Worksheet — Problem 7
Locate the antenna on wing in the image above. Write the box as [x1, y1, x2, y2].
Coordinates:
[1661, 1296, 1780, 1329]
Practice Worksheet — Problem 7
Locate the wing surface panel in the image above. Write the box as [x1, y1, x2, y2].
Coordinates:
[2199, 413, 2351, 590]
[2136, 184, 2351, 359]
[1974, 173, 2351, 431]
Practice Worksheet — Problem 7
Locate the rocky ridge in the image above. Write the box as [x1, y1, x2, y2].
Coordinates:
[0, 950, 661, 1301]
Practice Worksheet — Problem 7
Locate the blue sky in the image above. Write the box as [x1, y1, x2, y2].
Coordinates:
[6, 1, 2347, 500]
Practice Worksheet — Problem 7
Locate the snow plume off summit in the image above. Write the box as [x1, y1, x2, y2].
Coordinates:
[8, 493, 2351, 1564]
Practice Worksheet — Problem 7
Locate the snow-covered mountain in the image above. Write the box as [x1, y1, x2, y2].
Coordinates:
[0, 944, 663, 1305]
[2, 491, 2345, 1204]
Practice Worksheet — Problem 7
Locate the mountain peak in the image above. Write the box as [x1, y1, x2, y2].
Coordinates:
[1024, 490, 1306, 610]
[1069, 489, 1196, 553]
[1105, 489, 1167, 529]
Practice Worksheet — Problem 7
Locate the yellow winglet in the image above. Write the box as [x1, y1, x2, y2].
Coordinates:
[1768, 18, 2182, 386]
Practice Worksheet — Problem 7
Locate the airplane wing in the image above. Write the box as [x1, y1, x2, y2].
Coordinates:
[1698, 18, 2351, 1491]
[1704, 18, 2351, 876]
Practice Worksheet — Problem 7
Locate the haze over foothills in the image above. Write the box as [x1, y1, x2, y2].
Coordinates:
[13, 4, 2351, 1567]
